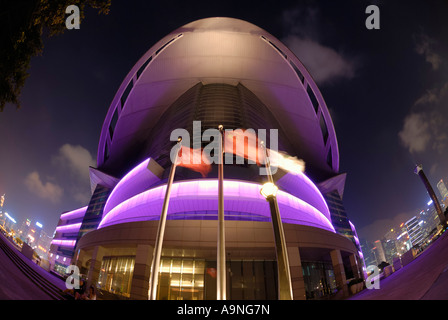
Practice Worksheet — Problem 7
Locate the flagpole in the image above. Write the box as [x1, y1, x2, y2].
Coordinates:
[260, 141, 293, 300]
[149, 137, 182, 300]
[217, 125, 226, 300]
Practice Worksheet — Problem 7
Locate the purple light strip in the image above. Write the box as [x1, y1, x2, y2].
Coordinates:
[99, 179, 335, 232]
[277, 171, 330, 221]
[51, 239, 76, 248]
[55, 223, 82, 234]
[103, 157, 160, 216]
[60, 206, 88, 221]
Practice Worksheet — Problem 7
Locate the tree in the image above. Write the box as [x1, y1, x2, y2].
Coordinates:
[0, 0, 111, 111]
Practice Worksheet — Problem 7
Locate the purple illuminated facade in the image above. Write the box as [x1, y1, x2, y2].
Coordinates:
[50, 17, 363, 300]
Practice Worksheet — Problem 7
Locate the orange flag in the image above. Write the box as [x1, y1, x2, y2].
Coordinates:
[176, 145, 212, 178]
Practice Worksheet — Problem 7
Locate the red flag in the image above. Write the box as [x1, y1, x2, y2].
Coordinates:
[176, 145, 212, 178]
[223, 129, 305, 174]
[223, 129, 265, 165]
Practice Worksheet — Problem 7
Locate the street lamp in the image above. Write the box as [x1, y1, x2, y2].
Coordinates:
[260, 182, 278, 199]
[260, 143, 293, 300]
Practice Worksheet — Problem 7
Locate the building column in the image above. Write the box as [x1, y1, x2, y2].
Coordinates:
[287, 246, 306, 300]
[349, 254, 361, 280]
[86, 246, 105, 290]
[330, 249, 348, 297]
[130, 244, 153, 300]
[74, 249, 86, 273]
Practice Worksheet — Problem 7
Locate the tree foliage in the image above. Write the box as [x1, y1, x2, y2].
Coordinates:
[0, 0, 111, 111]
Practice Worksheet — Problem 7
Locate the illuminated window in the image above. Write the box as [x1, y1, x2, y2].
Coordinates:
[98, 256, 135, 298]
[157, 258, 205, 300]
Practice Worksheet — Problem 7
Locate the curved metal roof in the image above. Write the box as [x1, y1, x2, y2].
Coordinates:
[97, 17, 339, 180]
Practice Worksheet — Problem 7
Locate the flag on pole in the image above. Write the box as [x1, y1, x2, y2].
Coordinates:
[223, 129, 305, 175]
[176, 145, 212, 177]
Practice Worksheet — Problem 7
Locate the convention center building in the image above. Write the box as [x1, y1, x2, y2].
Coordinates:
[49, 17, 364, 300]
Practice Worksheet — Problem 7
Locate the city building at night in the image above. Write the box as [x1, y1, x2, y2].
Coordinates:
[405, 216, 424, 248]
[437, 179, 448, 207]
[49, 17, 363, 300]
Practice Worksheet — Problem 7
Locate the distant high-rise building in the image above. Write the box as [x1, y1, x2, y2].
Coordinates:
[360, 238, 377, 267]
[437, 179, 448, 207]
[372, 240, 386, 264]
[405, 216, 424, 247]
[414, 165, 446, 227]
[437, 179, 448, 199]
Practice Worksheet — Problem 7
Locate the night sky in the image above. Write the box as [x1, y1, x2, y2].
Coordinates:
[1, 0, 447, 244]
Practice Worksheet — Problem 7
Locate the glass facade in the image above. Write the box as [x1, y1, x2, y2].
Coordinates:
[157, 258, 205, 300]
[77, 184, 112, 240]
[228, 260, 277, 300]
[98, 256, 135, 298]
[156, 258, 278, 300]
[302, 261, 337, 299]
[324, 190, 354, 242]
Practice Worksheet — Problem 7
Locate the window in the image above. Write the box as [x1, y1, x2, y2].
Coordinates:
[155, 37, 176, 55]
[319, 114, 329, 144]
[120, 80, 133, 108]
[307, 85, 319, 114]
[326, 147, 332, 168]
[157, 258, 205, 300]
[136, 56, 152, 79]
[260, 36, 287, 59]
[289, 60, 304, 83]
[98, 256, 135, 298]
[109, 108, 119, 139]
[302, 261, 337, 300]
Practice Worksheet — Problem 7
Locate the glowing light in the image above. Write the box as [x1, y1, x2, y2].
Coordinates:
[51, 239, 76, 247]
[55, 223, 82, 233]
[5, 212, 16, 224]
[260, 182, 278, 198]
[60, 206, 88, 221]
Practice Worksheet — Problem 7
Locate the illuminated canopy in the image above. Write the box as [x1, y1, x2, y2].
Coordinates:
[99, 179, 335, 233]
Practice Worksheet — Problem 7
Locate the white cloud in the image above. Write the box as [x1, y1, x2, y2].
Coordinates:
[414, 33, 442, 70]
[283, 35, 356, 84]
[415, 82, 448, 106]
[281, 6, 357, 85]
[400, 81, 448, 155]
[398, 112, 431, 154]
[53, 144, 96, 182]
[24, 171, 63, 204]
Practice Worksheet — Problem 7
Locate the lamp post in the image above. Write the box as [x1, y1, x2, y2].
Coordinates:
[414, 164, 447, 229]
[217, 125, 226, 300]
[260, 142, 293, 300]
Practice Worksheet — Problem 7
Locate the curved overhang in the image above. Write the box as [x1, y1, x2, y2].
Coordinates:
[60, 206, 88, 221]
[97, 17, 339, 179]
[103, 157, 163, 216]
[98, 179, 335, 233]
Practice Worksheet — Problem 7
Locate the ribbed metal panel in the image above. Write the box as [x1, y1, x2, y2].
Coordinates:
[142, 82, 294, 170]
